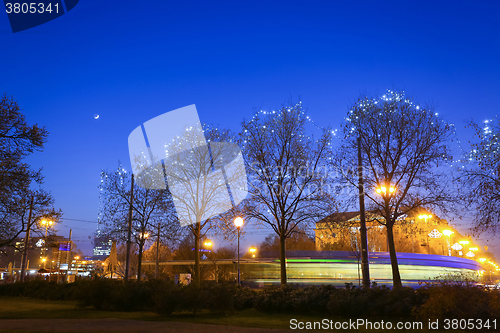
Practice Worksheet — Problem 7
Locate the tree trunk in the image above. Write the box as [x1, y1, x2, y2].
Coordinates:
[194, 222, 201, 285]
[386, 223, 402, 289]
[279, 234, 287, 285]
[20, 196, 34, 282]
[137, 242, 143, 282]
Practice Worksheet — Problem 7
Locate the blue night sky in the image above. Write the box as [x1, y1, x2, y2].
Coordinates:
[1, 1, 500, 256]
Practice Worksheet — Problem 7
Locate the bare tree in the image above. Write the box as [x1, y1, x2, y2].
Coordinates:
[99, 163, 178, 281]
[241, 102, 336, 285]
[0, 94, 58, 248]
[1, 188, 61, 258]
[160, 125, 245, 285]
[258, 229, 316, 253]
[335, 90, 455, 288]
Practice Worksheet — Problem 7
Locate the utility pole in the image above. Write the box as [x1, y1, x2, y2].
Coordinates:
[156, 223, 160, 279]
[20, 196, 34, 282]
[125, 174, 135, 281]
[65, 229, 72, 283]
[357, 136, 371, 289]
[237, 227, 240, 285]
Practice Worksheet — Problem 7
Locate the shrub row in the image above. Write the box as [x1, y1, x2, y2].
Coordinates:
[1, 280, 499, 320]
[0, 279, 256, 315]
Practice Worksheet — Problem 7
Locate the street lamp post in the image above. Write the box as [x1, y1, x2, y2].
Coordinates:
[442, 230, 454, 256]
[203, 240, 217, 282]
[418, 215, 432, 254]
[41, 220, 53, 269]
[234, 217, 244, 285]
[375, 184, 396, 252]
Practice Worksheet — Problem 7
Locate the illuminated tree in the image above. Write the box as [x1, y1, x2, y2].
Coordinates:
[242, 102, 336, 285]
[462, 118, 500, 234]
[159, 124, 244, 285]
[99, 164, 178, 281]
[336, 90, 454, 288]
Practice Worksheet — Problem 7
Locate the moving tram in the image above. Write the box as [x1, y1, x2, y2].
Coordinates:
[240, 251, 482, 288]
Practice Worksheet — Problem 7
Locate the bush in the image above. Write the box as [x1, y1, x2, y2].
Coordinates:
[234, 285, 257, 311]
[2, 279, 497, 321]
[151, 280, 182, 316]
[254, 284, 297, 313]
[413, 284, 498, 320]
[0, 280, 77, 300]
[290, 285, 337, 315]
[203, 281, 237, 314]
[73, 278, 121, 310]
[252, 283, 422, 318]
[327, 284, 366, 317]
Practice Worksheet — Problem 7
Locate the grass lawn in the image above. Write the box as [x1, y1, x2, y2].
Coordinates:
[0, 296, 317, 329]
[0, 296, 469, 333]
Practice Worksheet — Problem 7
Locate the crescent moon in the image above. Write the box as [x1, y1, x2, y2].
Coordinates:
[94, 114, 100, 120]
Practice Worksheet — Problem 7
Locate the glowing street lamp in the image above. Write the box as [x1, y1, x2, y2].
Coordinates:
[204, 240, 213, 248]
[234, 217, 244, 228]
[41, 219, 53, 231]
[442, 230, 453, 237]
[234, 217, 244, 284]
[249, 246, 257, 258]
[375, 185, 396, 196]
[418, 214, 433, 222]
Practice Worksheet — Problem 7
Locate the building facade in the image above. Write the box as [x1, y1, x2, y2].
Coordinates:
[0, 235, 74, 282]
[314, 211, 478, 258]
